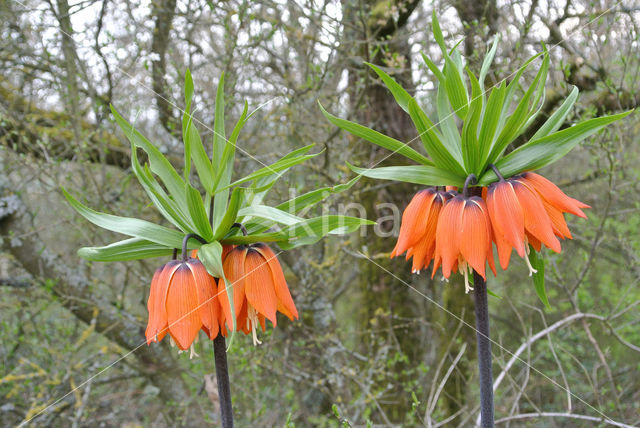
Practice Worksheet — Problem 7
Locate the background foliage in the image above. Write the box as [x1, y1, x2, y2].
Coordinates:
[1, 0, 639, 426]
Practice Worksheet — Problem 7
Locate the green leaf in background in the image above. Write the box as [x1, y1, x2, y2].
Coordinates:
[348, 163, 465, 187]
[186, 184, 213, 241]
[319, 103, 433, 166]
[62, 188, 186, 248]
[528, 245, 550, 309]
[198, 241, 237, 335]
[407, 98, 465, 174]
[78, 238, 174, 262]
[479, 110, 632, 184]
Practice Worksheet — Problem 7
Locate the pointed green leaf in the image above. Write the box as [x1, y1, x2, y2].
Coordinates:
[276, 176, 360, 214]
[421, 52, 446, 82]
[212, 73, 226, 169]
[213, 187, 245, 240]
[348, 163, 465, 187]
[528, 246, 551, 309]
[530, 86, 579, 140]
[198, 241, 236, 333]
[366, 62, 411, 113]
[478, 82, 506, 163]
[63, 188, 185, 248]
[130, 145, 193, 232]
[319, 103, 432, 165]
[221, 152, 320, 191]
[436, 84, 463, 160]
[461, 69, 482, 173]
[78, 238, 173, 262]
[110, 106, 187, 208]
[186, 184, 213, 240]
[238, 205, 304, 226]
[275, 216, 374, 249]
[443, 57, 469, 119]
[479, 35, 500, 93]
[407, 98, 465, 174]
[486, 52, 549, 166]
[478, 110, 632, 184]
[213, 101, 249, 191]
[184, 113, 216, 193]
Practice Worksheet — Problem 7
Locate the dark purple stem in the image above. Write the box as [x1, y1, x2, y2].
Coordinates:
[473, 270, 494, 427]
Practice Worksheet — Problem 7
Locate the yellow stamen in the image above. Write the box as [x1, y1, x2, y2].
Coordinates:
[460, 260, 473, 294]
[247, 306, 262, 346]
[189, 343, 199, 359]
[523, 237, 537, 276]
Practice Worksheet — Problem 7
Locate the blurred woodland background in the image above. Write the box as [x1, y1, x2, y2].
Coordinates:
[1, 0, 640, 426]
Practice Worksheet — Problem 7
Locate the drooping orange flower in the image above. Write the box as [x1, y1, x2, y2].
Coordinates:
[391, 188, 451, 273]
[219, 243, 298, 344]
[432, 194, 496, 293]
[486, 171, 590, 272]
[146, 258, 221, 354]
[518, 172, 590, 239]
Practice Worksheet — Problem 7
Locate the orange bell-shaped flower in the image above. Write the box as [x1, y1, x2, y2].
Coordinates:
[485, 167, 589, 273]
[391, 188, 451, 274]
[146, 258, 221, 354]
[433, 194, 496, 293]
[219, 243, 298, 345]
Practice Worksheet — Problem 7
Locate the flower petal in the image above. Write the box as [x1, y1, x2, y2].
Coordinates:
[254, 244, 298, 320]
[459, 197, 491, 278]
[487, 181, 525, 257]
[391, 189, 437, 257]
[221, 247, 248, 331]
[522, 172, 589, 218]
[146, 261, 179, 344]
[188, 259, 220, 339]
[435, 195, 464, 278]
[243, 248, 278, 325]
[166, 264, 201, 350]
[513, 181, 561, 253]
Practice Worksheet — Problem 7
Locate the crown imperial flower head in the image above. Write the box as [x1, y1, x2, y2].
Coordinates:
[146, 258, 221, 356]
[433, 193, 496, 293]
[220, 243, 298, 345]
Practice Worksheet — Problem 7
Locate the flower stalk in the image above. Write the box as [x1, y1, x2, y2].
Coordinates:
[473, 270, 494, 428]
[210, 203, 234, 427]
[213, 335, 233, 428]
